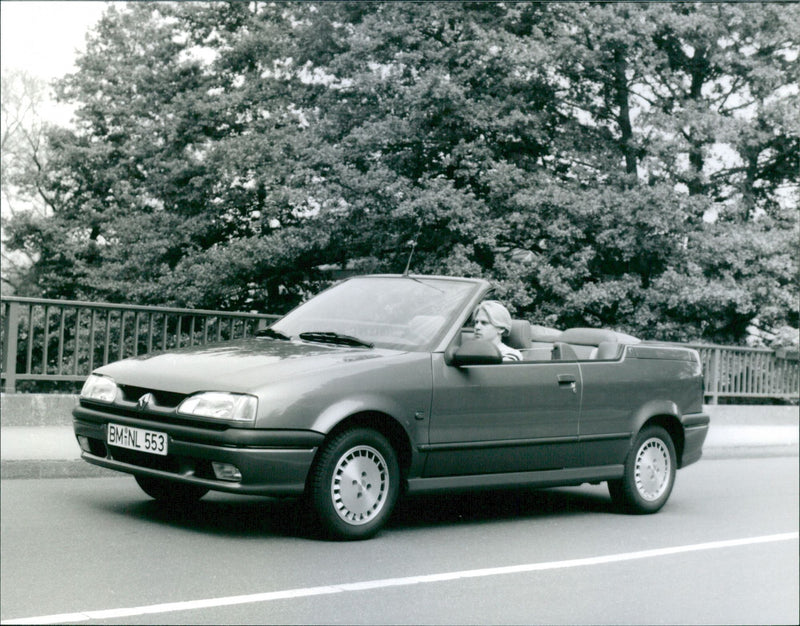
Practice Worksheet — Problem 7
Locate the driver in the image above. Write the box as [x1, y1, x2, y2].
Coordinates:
[473, 301, 522, 362]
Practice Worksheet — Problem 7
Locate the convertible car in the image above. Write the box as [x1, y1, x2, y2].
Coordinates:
[74, 274, 709, 539]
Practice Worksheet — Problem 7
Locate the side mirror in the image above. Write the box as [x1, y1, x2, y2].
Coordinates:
[449, 340, 502, 367]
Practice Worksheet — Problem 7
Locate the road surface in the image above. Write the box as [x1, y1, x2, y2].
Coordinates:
[1, 456, 797, 624]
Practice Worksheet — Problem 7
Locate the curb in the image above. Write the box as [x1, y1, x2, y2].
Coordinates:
[701, 445, 799, 460]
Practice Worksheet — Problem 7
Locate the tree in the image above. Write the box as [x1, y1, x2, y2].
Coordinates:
[3, 1, 797, 344]
[1, 69, 51, 294]
[524, 2, 799, 340]
[4, 3, 327, 309]
[292, 2, 798, 342]
[641, 3, 799, 220]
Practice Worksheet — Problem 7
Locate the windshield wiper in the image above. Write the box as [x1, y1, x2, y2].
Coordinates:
[299, 331, 374, 349]
[256, 328, 291, 340]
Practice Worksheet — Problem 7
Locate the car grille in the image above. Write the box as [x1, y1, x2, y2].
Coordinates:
[118, 384, 186, 409]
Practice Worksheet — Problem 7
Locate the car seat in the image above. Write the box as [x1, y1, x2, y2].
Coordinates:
[506, 320, 532, 350]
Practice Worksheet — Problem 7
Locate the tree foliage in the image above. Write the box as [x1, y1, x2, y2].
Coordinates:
[4, 2, 798, 343]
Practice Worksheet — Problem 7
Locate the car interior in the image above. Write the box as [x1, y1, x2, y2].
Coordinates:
[460, 321, 640, 362]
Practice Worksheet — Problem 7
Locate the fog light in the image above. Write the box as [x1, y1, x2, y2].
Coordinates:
[212, 462, 242, 482]
[77, 436, 92, 453]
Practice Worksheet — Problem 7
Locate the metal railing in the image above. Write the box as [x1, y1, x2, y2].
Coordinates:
[1, 297, 279, 393]
[687, 343, 798, 404]
[2, 296, 798, 401]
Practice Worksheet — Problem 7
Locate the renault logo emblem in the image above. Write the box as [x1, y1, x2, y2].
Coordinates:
[137, 393, 154, 411]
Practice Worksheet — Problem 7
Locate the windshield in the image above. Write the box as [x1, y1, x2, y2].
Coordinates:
[271, 276, 479, 351]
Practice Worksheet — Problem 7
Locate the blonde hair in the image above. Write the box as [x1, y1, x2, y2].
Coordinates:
[473, 300, 513, 337]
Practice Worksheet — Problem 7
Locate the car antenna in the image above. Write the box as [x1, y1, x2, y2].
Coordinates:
[403, 222, 423, 276]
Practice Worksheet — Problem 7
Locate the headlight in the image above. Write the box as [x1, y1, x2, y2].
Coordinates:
[177, 392, 257, 423]
[80, 374, 118, 403]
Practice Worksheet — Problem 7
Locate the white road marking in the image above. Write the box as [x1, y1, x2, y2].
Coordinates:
[3, 532, 797, 625]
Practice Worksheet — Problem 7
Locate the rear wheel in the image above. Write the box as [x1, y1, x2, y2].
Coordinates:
[309, 428, 399, 540]
[134, 475, 208, 505]
[609, 426, 676, 514]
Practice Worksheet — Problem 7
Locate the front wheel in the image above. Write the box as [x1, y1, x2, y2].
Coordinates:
[308, 428, 400, 540]
[135, 475, 208, 505]
[608, 426, 676, 514]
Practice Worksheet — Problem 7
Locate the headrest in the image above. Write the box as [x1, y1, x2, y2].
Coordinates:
[531, 325, 562, 343]
[506, 320, 532, 349]
[559, 327, 640, 347]
[595, 341, 623, 360]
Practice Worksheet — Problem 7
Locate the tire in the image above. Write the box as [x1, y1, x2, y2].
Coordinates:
[308, 428, 400, 540]
[608, 426, 676, 514]
[135, 475, 208, 505]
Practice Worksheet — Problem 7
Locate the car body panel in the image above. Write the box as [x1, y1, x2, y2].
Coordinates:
[426, 356, 582, 475]
[576, 345, 705, 467]
[73, 408, 322, 495]
[95, 339, 395, 397]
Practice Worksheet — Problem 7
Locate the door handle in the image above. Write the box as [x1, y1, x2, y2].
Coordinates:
[557, 374, 577, 393]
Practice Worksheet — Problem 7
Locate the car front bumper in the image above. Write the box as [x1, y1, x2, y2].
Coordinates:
[73, 405, 324, 496]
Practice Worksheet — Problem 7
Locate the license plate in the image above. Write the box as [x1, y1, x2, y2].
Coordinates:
[107, 423, 168, 456]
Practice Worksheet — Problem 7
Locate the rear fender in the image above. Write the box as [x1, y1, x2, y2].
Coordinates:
[630, 400, 685, 463]
[631, 400, 681, 434]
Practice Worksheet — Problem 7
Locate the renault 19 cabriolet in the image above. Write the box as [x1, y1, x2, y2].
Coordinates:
[74, 274, 709, 539]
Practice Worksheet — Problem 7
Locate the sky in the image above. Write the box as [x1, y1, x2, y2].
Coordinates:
[1, 1, 109, 80]
[1, 2, 109, 222]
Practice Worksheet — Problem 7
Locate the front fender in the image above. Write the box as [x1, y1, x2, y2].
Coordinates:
[311, 393, 417, 439]
[308, 393, 429, 479]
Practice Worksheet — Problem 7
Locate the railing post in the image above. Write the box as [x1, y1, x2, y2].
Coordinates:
[2, 301, 21, 394]
[708, 347, 720, 405]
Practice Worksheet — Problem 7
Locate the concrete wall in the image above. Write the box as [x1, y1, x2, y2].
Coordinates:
[1, 394, 78, 426]
[1, 393, 797, 427]
[705, 404, 798, 425]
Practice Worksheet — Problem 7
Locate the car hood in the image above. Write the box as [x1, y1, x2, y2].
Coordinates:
[95, 338, 397, 394]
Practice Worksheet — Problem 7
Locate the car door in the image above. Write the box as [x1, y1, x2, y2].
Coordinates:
[423, 352, 582, 477]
